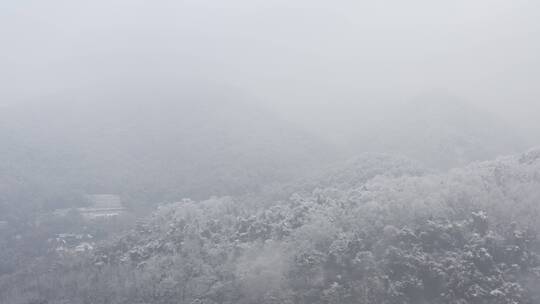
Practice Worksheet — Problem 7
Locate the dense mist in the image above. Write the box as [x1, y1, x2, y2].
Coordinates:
[1, 1, 540, 304]
[3, 0, 540, 131]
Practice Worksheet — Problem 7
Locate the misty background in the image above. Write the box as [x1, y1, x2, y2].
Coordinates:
[2, 2, 540, 303]
[2, 0, 540, 143]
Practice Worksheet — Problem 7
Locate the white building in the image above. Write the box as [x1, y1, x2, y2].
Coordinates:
[78, 194, 125, 220]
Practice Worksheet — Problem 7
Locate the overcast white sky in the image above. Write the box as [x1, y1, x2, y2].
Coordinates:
[1, 0, 539, 134]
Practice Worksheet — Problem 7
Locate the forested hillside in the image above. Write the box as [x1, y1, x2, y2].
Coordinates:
[1, 86, 537, 304]
[3, 148, 540, 304]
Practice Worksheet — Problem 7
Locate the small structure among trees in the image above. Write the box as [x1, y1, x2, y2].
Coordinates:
[78, 194, 125, 220]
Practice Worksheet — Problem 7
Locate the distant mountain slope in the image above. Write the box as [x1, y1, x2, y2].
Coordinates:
[355, 92, 528, 169]
[245, 153, 428, 207]
[310, 153, 427, 189]
[0, 81, 331, 213]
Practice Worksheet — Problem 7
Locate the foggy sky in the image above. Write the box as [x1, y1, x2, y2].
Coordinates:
[2, 0, 539, 137]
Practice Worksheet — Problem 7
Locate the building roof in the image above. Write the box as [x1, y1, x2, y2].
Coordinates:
[85, 194, 123, 209]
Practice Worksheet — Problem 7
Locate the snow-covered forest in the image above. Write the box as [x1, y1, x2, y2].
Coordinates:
[2, 1, 540, 303]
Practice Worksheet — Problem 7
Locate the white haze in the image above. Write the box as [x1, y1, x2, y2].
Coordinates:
[2, 0, 540, 144]
[3, 2, 540, 303]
